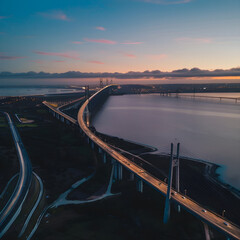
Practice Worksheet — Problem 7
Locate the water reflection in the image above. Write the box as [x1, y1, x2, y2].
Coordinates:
[92, 94, 240, 189]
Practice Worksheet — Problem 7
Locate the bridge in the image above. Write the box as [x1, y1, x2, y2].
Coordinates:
[167, 93, 240, 103]
[0, 112, 32, 237]
[44, 85, 240, 240]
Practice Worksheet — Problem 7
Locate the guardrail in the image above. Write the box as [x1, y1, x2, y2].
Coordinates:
[77, 85, 240, 240]
[42, 101, 78, 125]
[0, 112, 32, 237]
[41, 86, 240, 240]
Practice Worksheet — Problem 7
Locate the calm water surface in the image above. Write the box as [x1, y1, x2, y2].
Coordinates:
[0, 87, 82, 97]
[92, 94, 240, 189]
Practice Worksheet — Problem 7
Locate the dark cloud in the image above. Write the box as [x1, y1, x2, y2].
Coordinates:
[0, 67, 240, 79]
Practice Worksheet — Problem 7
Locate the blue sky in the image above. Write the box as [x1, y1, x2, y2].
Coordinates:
[0, 0, 239, 73]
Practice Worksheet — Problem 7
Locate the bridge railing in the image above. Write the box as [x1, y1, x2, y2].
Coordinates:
[43, 86, 240, 240]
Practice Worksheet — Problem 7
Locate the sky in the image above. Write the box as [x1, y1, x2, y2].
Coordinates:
[0, 0, 240, 73]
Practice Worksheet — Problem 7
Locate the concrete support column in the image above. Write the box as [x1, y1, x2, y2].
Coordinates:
[103, 152, 107, 164]
[91, 141, 94, 149]
[202, 221, 211, 240]
[129, 172, 134, 181]
[113, 162, 118, 180]
[118, 164, 123, 180]
[137, 178, 143, 193]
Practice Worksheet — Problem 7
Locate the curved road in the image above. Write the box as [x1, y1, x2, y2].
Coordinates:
[0, 112, 32, 238]
[77, 85, 240, 240]
[43, 86, 240, 239]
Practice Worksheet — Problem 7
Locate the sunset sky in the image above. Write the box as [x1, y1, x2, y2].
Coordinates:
[0, 0, 239, 73]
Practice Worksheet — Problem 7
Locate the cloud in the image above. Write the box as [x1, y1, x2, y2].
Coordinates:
[38, 10, 70, 21]
[31, 60, 45, 64]
[176, 37, 212, 43]
[88, 60, 104, 64]
[31, 59, 65, 64]
[147, 54, 167, 60]
[84, 38, 117, 44]
[1, 67, 240, 79]
[120, 41, 143, 45]
[22, 35, 35, 38]
[138, 0, 192, 4]
[72, 41, 83, 44]
[34, 51, 80, 60]
[123, 53, 136, 58]
[0, 53, 25, 60]
[96, 26, 106, 31]
[0, 16, 10, 20]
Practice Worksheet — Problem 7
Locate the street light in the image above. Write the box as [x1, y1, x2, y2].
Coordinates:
[222, 210, 226, 217]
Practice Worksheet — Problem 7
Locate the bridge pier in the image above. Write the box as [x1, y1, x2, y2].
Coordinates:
[202, 221, 211, 240]
[129, 172, 134, 181]
[91, 141, 94, 149]
[113, 161, 118, 180]
[118, 164, 123, 180]
[103, 152, 107, 164]
[137, 178, 143, 193]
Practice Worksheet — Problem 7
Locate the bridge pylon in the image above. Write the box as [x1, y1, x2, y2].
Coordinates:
[99, 79, 104, 88]
[163, 143, 180, 224]
[84, 86, 91, 127]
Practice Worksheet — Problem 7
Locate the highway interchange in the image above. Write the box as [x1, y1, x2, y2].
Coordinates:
[0, 112, 32, 237]
[1, 87, 240, 239]
[77, 85, 240, 240]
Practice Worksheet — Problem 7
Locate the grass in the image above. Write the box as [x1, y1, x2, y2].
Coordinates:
[16, 124, 38, 128]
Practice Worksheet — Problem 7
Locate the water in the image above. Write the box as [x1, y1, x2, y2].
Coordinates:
[0, 87, 83, 97]
[92, 93, 240, 189]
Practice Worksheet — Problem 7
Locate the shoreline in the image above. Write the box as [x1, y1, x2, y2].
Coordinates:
[94, 130, 240, 226]
[0, 88, 84, 98]
[95, 130, 240, 197]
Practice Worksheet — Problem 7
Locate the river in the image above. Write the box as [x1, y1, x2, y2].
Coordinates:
[0, 87, 83, 97]
[92, 93, 240, 190]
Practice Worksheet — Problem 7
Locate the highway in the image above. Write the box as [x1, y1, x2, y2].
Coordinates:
[43, 85, 240, 239]
[19, 172, 44, 238]
[0, 112, 32, 238]
[42, 101, 78, 125]
[77, 86, 240, 240]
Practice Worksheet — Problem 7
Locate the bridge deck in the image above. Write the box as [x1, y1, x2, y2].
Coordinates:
[43, 86, 240, 240]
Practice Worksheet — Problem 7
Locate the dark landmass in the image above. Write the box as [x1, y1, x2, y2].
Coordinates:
[0, 93, 238, 240]
[113, 83, 240, 95]
[93, 130, 156, 154]
[1, 67, 240, 79]
[94, 131, 240, 227]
